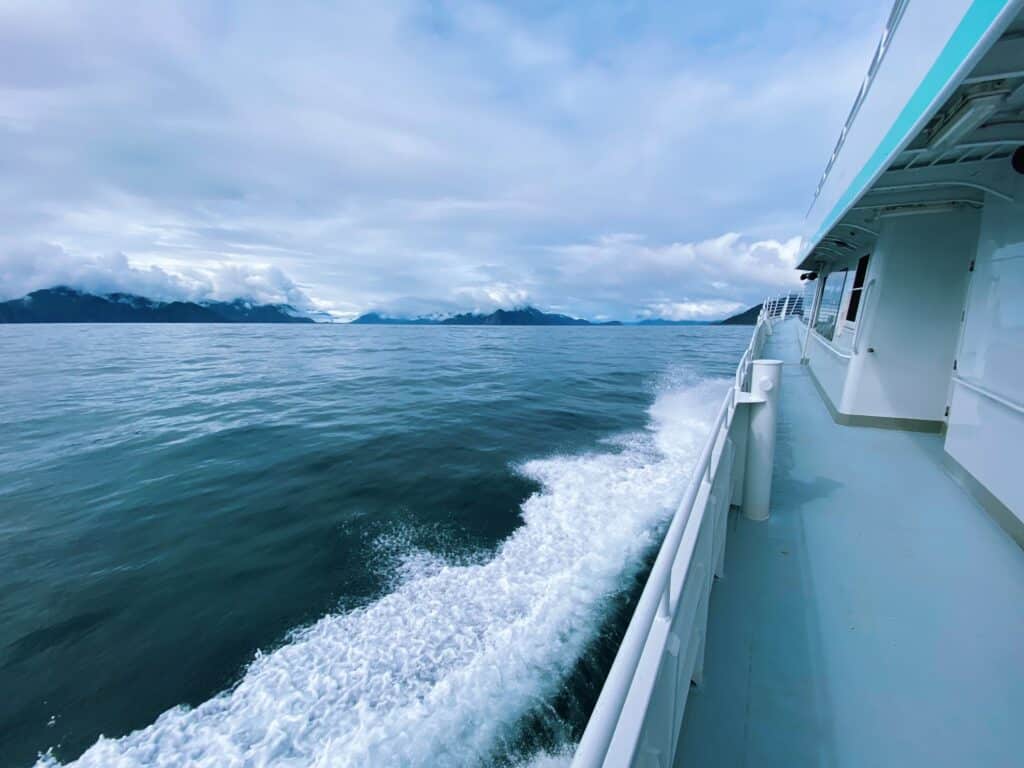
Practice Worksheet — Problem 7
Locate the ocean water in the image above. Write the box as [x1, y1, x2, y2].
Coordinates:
[0, 324, 750, 768]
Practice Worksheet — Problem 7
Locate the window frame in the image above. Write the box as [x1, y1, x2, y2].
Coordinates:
[815, 268, 849, 342]
[845, 254, 871, 323]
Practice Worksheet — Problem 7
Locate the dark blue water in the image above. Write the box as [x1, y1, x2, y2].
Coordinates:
[0, 324, 749, 767]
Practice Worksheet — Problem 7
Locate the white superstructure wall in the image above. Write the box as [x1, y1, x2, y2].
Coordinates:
[946, 178, 1024, 521]
[840, 209, 979, 422]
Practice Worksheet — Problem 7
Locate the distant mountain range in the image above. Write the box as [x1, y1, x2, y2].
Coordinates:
[352, 307, 618, 325]
[352, 304, 760, 325]
[349, 312, 442, 325]
[719, 304, 762, 325]
[0, 287, 314, 323]
[633, 318, 710, 326]
[443, 307, 620, 325]
[0, 288, 762, 326]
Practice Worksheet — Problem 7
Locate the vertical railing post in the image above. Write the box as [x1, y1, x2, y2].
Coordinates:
[801, 275, 825, 362]
[742, 359, 783, 521]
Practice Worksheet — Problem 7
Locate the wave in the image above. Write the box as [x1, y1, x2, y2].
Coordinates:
[39, 375, 727, 768]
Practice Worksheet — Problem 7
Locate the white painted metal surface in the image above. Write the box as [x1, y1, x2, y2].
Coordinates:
[675, 321, 1024, 768]
[807, 0, 911, 212]
[945, 172, 1024, 518]
[805, 329, 852, 411]
[741, 360, 783, 522]
[573, 5, 1024, 763]
[800, 0, 1023, 264]
[837, 208, 977, 421]
[572, 301, 788, 768]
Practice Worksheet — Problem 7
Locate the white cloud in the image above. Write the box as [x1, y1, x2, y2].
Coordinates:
[0, 1, 885, 319]
[643, 301, 746, 321]
[0, 244, 316, 309]
[452, 283, 532, 313]
[535, 231, 801, 318]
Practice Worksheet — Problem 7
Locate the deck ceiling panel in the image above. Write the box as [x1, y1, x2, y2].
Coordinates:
[799, 3, 1024, 271]
[798, 4, 1024, 270]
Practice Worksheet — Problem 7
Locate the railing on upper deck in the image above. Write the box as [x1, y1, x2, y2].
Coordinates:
[762, 291, 805, 322]
[807, 0, 910, 213]
[572, 296, 791, 768]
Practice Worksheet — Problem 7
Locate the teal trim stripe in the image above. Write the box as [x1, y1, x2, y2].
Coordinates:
[810, 0, 1014, 248]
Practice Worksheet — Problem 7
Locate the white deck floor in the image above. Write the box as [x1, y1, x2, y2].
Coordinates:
[675, 320, 1024, 768]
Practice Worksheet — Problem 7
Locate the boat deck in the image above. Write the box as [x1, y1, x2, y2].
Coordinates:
[675, 320, 1024, 768]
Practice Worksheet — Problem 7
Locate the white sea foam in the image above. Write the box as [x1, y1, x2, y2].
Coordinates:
[514, 747, 574, 768]
[40, 376, 727, 768]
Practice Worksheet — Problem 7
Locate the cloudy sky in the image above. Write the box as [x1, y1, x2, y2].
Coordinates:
[0, 1, 888, 320]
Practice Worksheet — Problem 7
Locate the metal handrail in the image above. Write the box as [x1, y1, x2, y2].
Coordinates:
[762, 291, 805, 321]
[572, 391, 733, 765]
[807, 0, 910, 213]
[809, 328, 853, 360]
[951, 375, 1024, 416]
[573, 294, 789, 767]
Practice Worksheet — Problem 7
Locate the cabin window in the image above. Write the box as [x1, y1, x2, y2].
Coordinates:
[815, 269, 848, 341]
[845, 255, 870, 322]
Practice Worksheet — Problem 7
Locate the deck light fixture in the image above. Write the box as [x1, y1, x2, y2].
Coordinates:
[927, 91, 1006, 150]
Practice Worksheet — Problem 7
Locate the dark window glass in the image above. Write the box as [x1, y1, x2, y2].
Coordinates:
[846, 289, 862, 321]
[815, 269, 847, 341]
[852, 254, 869, 288]
[845, 255, 870, 322]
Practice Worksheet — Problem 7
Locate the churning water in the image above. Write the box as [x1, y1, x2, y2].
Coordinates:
[0, 324, 750, 767]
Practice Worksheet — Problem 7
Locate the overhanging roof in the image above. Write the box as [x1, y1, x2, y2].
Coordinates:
[798, 1, 1024, 271]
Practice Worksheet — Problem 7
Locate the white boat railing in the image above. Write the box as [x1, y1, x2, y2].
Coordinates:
[572, 297, 789, 768]
[807, 0, 910, 213]
[763, 291, 804, 321]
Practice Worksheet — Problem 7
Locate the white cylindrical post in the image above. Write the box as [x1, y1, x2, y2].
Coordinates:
[743, 359, 783, 521]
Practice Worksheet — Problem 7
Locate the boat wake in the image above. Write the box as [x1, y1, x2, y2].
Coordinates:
[39, 375, 727, 768]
